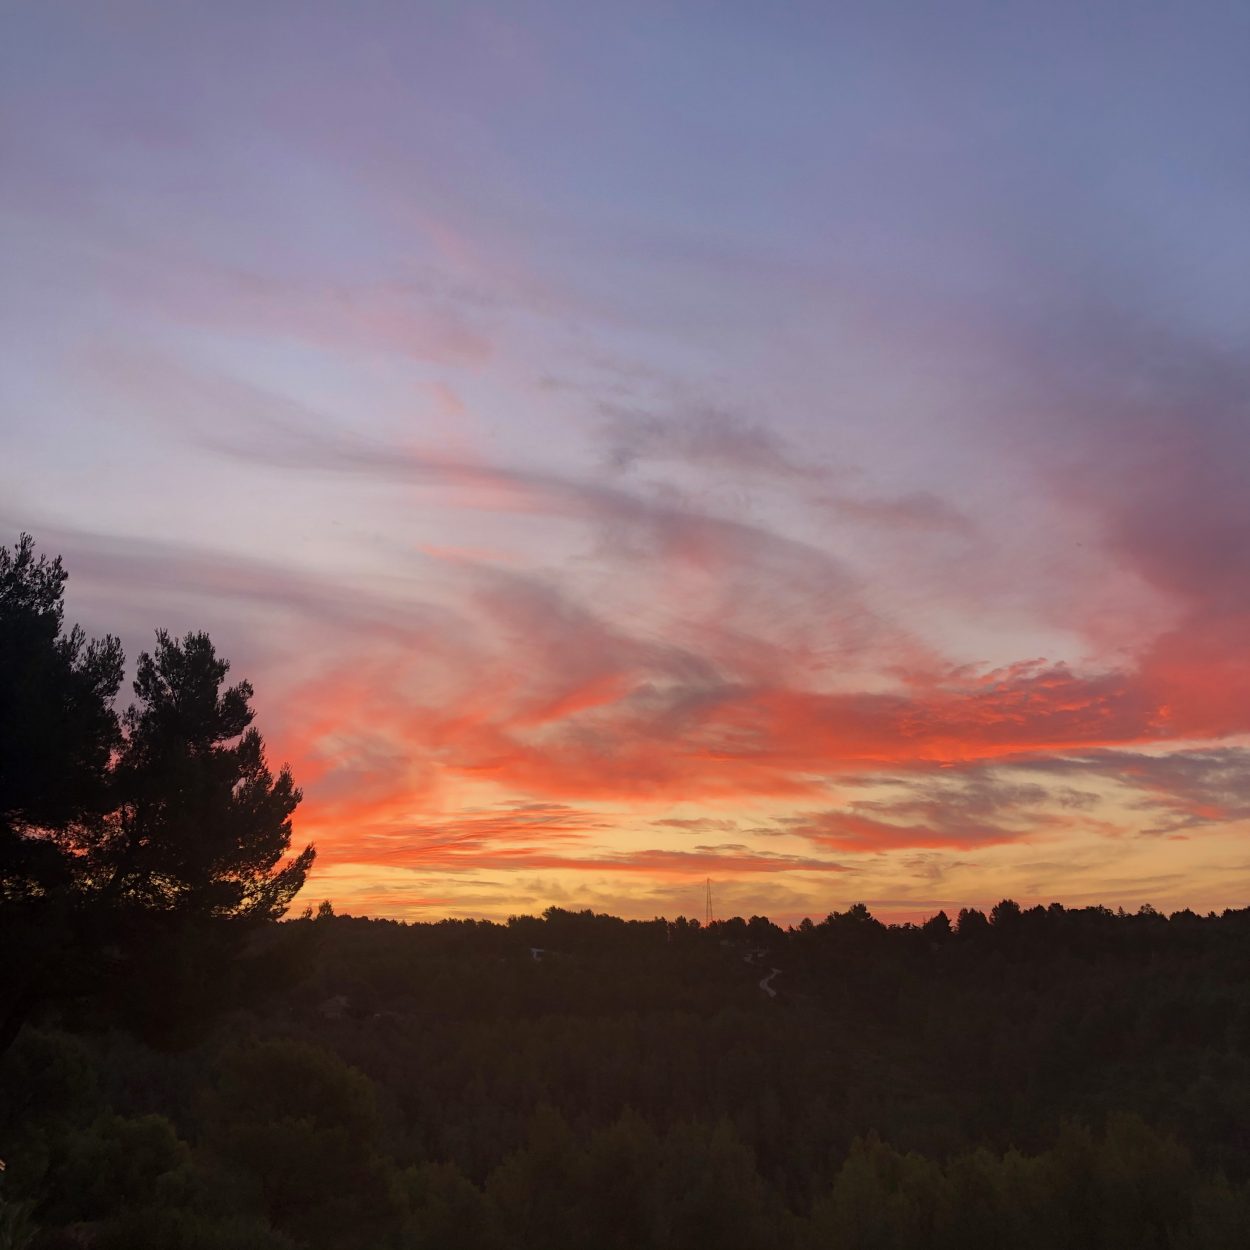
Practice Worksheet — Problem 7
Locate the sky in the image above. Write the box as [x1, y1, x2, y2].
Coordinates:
[4, 1, 1250, 924]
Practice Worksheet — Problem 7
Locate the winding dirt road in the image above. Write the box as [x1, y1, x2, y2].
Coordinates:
[744, 950, 782, 998]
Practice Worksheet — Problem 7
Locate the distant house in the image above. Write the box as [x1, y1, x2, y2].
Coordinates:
[529, 947, 545, 962]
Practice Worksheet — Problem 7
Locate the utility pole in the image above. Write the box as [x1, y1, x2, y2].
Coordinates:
[705, 877, 713, 928]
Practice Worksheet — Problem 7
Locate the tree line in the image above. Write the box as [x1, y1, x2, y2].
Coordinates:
[3, 535, 1250, 1248]
[6, 900, 1250, 1248]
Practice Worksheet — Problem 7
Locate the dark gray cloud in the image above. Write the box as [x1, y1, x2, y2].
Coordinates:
[782, 767, 1083, 851]
[1011, 747, 1250, 833]
[651, 816, 744, 834]
[599, 404, 829, 480]
[786, 746, 1250, 853]
[816, 490, 973, 534]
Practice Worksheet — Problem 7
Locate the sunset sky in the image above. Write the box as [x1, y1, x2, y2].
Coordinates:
[4, 2, 1250, 923]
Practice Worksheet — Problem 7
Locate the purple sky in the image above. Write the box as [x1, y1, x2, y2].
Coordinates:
[4, 2, 1250, 921]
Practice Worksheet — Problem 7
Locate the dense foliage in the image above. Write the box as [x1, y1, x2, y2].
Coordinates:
[4, 902, 1250, 1248]
[4, 535, 1249, 1246]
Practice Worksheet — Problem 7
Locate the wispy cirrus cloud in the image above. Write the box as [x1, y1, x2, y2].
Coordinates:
[8, 0, 1250, 922]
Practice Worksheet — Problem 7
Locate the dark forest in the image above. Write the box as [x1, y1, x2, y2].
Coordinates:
[5, 902, 1250, 1248]
[5, 537, 1250, 1249]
